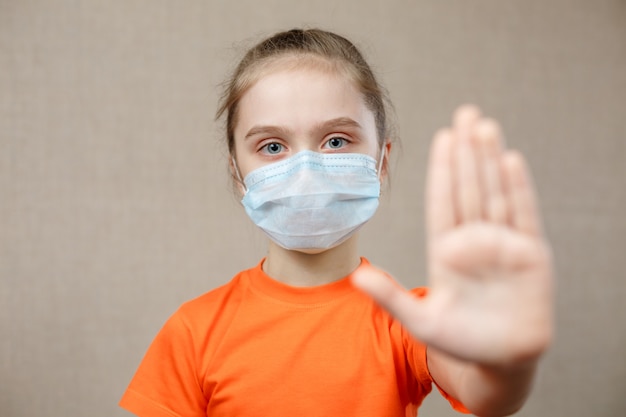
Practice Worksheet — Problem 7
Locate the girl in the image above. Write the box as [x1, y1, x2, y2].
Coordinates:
[120, 28, 553, 417]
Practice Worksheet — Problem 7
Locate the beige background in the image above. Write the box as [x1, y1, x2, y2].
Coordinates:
[1, 1, 625, 416]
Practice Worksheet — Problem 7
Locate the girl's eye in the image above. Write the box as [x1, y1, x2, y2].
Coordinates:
[261, 142, 284, 155]
[325, 137, 347, 150]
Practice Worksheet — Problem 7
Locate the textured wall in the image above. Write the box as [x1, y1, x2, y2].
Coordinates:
[1, 1, 625, 416]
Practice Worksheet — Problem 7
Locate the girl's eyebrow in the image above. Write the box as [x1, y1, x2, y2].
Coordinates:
[244, 117, 362, 140]
[245, 125, 292, 140]
[313, 117, 362, 133]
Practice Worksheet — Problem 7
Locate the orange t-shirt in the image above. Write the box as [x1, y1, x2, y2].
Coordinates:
[120, 258, 468, 416]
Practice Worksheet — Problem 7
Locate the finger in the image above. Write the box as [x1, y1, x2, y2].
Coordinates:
[475, 119, 509, 224]
[351, 265, 429, 329]
[453, 104, 482, 130]
[426, 129, 456, 239]
[502, 151, 543, 237]
[453, 106, 483, 223]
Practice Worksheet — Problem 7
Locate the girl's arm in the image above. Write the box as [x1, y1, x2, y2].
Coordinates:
[353, 105, 554, 417]
[427, 347, 539, 417]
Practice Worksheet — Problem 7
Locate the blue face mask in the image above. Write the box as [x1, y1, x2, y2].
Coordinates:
[238, 150, 382, 251]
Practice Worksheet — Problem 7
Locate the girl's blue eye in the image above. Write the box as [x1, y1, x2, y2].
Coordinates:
[262, 142, 283, 155]
[326, 137, 346, 149]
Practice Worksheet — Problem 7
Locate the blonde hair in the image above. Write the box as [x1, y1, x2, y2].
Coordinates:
[216, 28, 393, 157]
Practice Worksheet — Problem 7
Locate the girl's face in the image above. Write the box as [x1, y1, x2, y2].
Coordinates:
[233, 64, 381, 182]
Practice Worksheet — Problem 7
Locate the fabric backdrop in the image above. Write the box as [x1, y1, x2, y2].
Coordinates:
[1, 1, 625, 416]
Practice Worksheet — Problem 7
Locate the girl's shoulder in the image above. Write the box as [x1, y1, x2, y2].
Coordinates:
[173, 262, 261, 328]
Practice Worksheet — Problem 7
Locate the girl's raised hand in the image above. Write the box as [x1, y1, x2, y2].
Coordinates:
[353, 105, 554, 366]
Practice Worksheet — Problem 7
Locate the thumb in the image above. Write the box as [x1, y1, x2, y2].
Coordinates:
[351, 265, 431, 332]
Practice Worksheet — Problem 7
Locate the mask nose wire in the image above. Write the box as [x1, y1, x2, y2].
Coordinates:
[234, 145, 385, 192]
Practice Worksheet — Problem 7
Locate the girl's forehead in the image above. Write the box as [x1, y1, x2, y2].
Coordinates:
[234, 63, 377, 140]
[244, 61, 363, 110]
[232, 55, 379, 141]
[248, 54, 356, 91]
[239, 68, 367, 119]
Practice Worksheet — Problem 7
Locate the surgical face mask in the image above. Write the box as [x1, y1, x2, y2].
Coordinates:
[237, 150, 383, 251]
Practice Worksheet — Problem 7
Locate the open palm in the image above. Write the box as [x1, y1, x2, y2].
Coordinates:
[353, 106, 554, 366]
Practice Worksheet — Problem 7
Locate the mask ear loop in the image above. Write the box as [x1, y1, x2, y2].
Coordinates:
[376, 141, 386, 180]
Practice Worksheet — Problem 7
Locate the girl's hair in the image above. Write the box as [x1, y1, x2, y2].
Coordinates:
[216, 28, 393, 157]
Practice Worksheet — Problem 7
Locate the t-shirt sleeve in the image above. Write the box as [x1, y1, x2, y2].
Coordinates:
[404, 287, 471, 414]
[120, 310, 207, 417]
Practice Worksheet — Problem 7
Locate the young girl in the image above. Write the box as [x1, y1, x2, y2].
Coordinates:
[120, 28, 553, 417]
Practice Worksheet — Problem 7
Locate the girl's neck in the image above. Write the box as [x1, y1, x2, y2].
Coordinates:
[262, 235, 362, 287]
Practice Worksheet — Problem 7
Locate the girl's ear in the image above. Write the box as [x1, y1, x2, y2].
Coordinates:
[379, 140, 392, 182]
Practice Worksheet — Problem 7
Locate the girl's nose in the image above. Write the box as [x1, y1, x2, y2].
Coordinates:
[291, 139, 320, 154]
